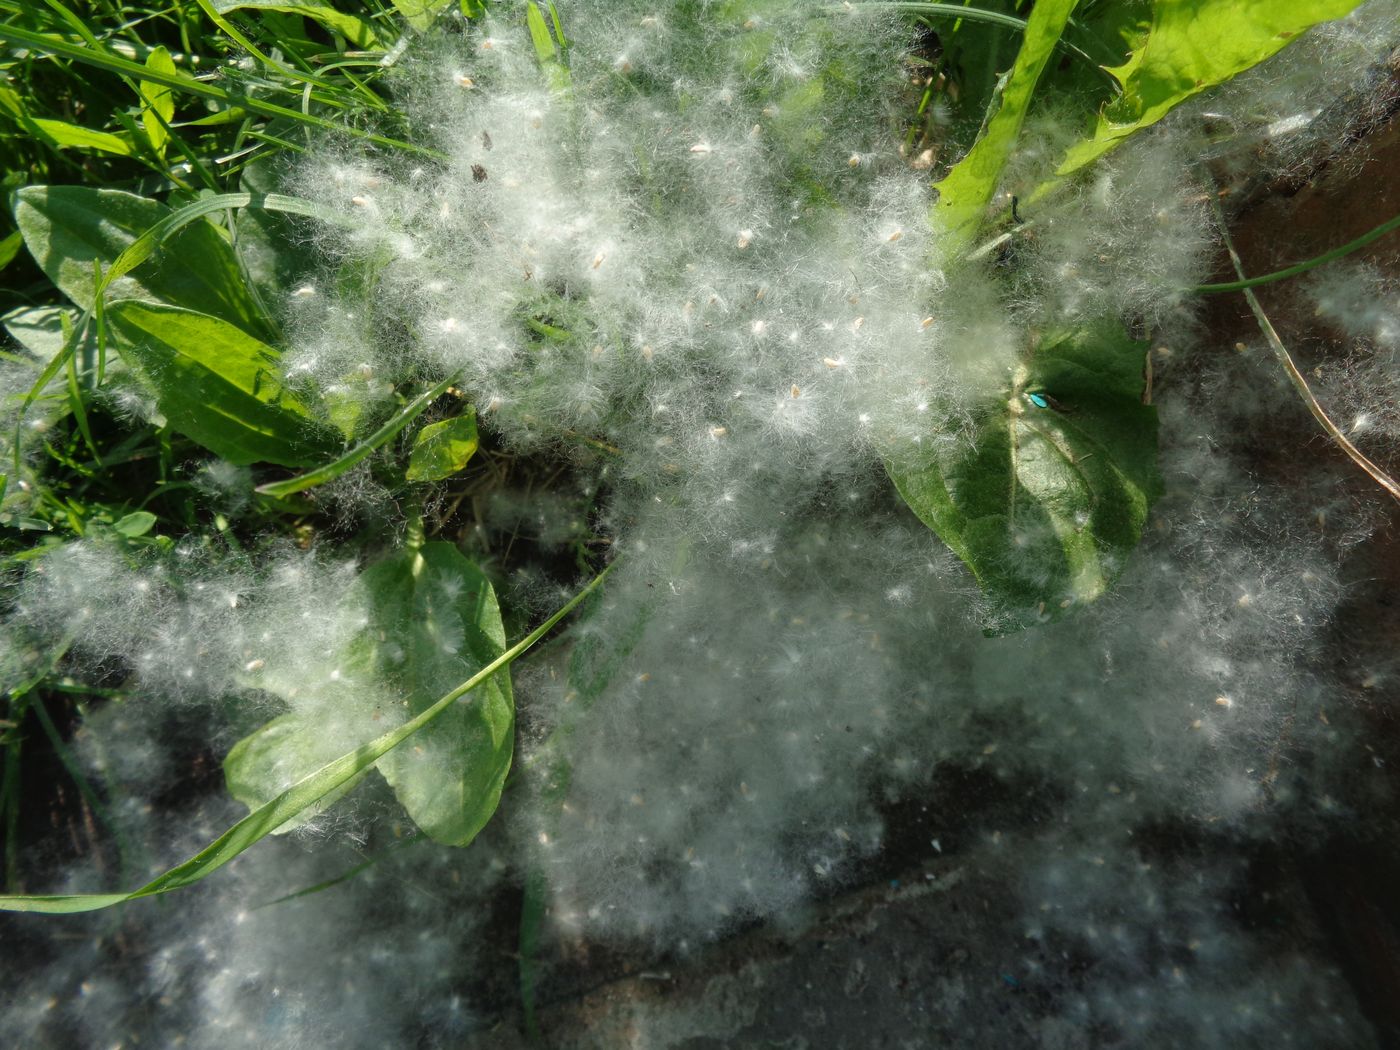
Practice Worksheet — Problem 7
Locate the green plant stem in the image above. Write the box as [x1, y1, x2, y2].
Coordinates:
[1215, 201, 1400, 504]
[1194, 211, 1400, 293]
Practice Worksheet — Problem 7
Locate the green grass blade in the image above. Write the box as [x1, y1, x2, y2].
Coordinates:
[29, 696, 125, 859]
[192, 0, 372, 111]
[930, 0, 1079, 255]
[526, 1, 555, 59]
[16, 184, 277, 341]
[28, 119, 136, 156]
[219, 3, 383, 50]
[525, 1, 571, 93]
[0, 230, 22, 271]
[1, 733, 20, 892]
[61, 315, 99, 462]
[12, 310, 88, 481]
[252, 831, 427, 910]
[255, 374, 460, 497]
[0, 562, 613, 914]
[841, 2, 1035, 34]
[0, 22, 446, 160]
[545, 1, 568, 51]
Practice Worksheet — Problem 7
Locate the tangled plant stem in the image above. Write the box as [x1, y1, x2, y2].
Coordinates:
[1214, 197, 1400, 502]
[1195, 209, 1400, 293]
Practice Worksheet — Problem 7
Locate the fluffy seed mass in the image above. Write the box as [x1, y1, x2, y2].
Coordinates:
[4, 1, 1400, 1046]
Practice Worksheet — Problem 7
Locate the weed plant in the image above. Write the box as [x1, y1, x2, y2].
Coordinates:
[2, 0, 1400, 1045]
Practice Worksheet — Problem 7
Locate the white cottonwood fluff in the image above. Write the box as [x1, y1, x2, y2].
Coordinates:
[4, 2, 1400, 1047]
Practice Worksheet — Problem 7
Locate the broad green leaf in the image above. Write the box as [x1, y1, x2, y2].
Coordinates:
[111, 510, 157, 537]
[885, 322, 1161, 634]
[2, 305, 85, 365]
[1, 305, 112, 418]
[0, 567, 607, 913]
[391, 0, 453, 32]
[0, 305, 160, 429]
[0, 82, 135, 156]
[371, 543, 515, 846]
[225, 543, 514, 845]
[30, 119, 135, 156]
[1055, 0, 1366, 178]
[931, 0, 1078, 254]
[12, 186, 271, 340]
[105, 300, 339, 467]
[100, 189, 333, 298]
[138, 46, 176, 155]
[406, 409, 479, 482]
[211, 0, 382, 48]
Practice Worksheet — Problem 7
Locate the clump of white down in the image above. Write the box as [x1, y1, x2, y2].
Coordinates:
[4, 2, 1400, 1047]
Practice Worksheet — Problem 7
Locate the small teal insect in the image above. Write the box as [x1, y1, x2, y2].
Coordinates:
[1025, 390, 1071, 413]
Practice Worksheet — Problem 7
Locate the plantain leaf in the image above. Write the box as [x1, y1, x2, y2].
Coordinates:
[930, 0, 1078, 254]
[370, 543, 514, 847]
[2, 305, 89, 365]
[111, 511, 157, 538]
[1054, 0, 1367, 178]
[105, 300, 339, 466]
[0, 567, 606, 914]
[406, 409, 479, 482]
[12, 185, 272, 340]
[224, 542, 515, 846]
[886, 322, 1161, 634]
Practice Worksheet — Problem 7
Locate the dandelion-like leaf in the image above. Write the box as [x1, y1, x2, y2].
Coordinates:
[886, 321, 1161, 634]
